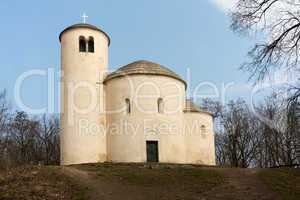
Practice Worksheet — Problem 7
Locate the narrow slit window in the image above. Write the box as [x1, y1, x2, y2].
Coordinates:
[79, 36, 86, 52]
[125, 98, 131, 114]
[158, 98, 164, 113]
[88, 37, 94, 53]
[201, 125, 206, 133]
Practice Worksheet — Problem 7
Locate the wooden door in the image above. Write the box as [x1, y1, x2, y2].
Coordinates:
[146, 141, 159, 163]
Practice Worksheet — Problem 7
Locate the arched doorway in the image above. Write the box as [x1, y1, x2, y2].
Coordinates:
[146, 141, 159, 163]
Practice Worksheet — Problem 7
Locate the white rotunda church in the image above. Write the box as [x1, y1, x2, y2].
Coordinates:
[60, 23, 216, 166]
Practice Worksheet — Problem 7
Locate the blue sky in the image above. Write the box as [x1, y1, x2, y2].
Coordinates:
[0, 0, 256, 113]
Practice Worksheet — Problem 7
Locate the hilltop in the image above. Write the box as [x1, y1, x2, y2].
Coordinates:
[0, 163, 299, 200]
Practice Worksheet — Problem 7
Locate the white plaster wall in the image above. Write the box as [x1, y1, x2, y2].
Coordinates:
[59, 26, 216, 166]
[60, 27, 109, 165]
[105, 75, 188, 164]
[184, 112, 216, 165]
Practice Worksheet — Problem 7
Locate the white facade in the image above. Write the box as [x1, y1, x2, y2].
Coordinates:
[60, 23, 216, 166]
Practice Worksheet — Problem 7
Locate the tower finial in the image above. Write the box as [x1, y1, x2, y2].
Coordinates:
[81, 13, 89, 24]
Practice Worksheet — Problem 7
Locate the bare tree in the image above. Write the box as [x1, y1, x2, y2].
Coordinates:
[0, 90, 10, 169]
[257, 94, 299, 167]
[36, 114, 60, 165]
[0, 89, 60, 168]
[223, 100, 261, 167]
[8, 111, 39, 164]
[203, 99, 261, 167]
[5, 112, 60, 166]
[231, 0, 300, 82]
[0, 90, 9, 133]
[229, 0, 300, 168]
[203, 94, 300, 168]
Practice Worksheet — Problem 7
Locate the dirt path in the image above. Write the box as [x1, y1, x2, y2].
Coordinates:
[61, 167, 106, 199]
[62, 166, 279, 200]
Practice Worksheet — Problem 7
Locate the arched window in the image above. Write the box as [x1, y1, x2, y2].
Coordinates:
[158, 98, 164, 113]
[88, 37, 94, 53]
[125, 98, 131, 114]
[201, 125, 206, 134]
[79, 36, 86, 52]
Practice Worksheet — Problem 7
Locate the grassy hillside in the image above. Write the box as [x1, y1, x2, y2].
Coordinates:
[0, 164, 299, 200]
[75, 163, 223, 186]
[0, 166, 86, 200]
[259, 168, 300, 200]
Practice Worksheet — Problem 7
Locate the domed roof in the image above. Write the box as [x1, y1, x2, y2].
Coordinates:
[59, 23, 110, 45]
[184, 100, 213, 116]
[104, 60, 186, 87]
[184, 100, 202, 113]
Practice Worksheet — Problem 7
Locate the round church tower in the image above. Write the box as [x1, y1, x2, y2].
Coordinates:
[59, 23, 110, 165]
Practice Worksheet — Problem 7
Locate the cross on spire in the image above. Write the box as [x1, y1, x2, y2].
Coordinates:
[81, 13, 89, 24]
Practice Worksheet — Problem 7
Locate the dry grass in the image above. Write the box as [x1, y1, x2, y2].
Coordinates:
[0, 166, 87, 200]
[74, 163, 224, 199]
[1, 164, 298, 200]
[258, 168, 300, 200]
